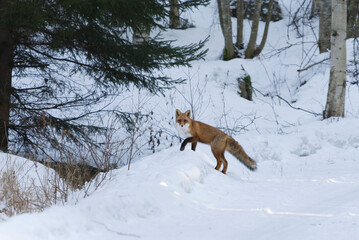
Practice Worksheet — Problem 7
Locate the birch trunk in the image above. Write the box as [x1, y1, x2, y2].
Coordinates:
[0, 29, 13, 152]
[324, 0, 347, 118]
[217, 0, 235, 60]
[245, 0, 262, 59]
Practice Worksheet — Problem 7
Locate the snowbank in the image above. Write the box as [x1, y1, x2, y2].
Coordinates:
[0, 118, 358, 239]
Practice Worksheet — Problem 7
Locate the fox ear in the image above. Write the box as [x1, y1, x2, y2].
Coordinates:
[185, 110, 191, 117]
[176, 109, 181, 116]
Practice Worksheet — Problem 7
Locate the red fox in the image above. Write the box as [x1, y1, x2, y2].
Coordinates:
[175, 109, 257, 174]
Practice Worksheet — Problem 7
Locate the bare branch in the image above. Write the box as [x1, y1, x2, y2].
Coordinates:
[297, 57, 329, 72]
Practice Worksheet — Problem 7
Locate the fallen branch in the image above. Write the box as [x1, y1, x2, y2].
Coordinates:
[275, 95, 321, 117]
[297, 57, 329, 72]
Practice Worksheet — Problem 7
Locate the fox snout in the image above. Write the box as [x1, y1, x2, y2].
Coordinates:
[177, 119, 189, 127]
[178, 121, 187, 127]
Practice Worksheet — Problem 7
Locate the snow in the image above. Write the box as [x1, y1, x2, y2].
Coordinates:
[1, 0, 359, 239]
[1, 119, 359, 239]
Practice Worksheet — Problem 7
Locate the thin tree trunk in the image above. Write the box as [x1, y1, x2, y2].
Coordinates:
[217, 0, 224, 30]
[169, 0, 181, 29]
[318, 0, 331, 53]
[324, 0, 347, 118]
[236, 0, 244, 49]
[310, 0, 320, 18]
[245, 0, 262, 59]
[347, 0, 359, 38]
[132, 26, 150, 44]
[255, 0, 275, 56]
[217, 0, 235, 60]
[0, 29, 13, 152]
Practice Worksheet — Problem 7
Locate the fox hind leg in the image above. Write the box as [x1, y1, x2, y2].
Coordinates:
[211, 138, 227, 173]
[211, 147, 222, 170]
[191, 142, 197, 151]
[215, 151, 228, 174]
[214, 157, 222, 171]
[221, 155, 228, 174]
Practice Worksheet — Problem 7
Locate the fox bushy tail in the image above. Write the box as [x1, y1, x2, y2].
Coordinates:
[226, 137, 257, 171]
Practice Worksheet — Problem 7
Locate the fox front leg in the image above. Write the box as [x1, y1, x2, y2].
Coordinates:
[180, 137, 198, 151]
[191, 142, 197, 151]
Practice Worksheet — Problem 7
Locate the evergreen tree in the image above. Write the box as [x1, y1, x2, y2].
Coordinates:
[0, 0, 208, 154]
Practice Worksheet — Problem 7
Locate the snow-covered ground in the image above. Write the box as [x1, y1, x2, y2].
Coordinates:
[1, 0, 359, 239]
[1, 118, 359, 240]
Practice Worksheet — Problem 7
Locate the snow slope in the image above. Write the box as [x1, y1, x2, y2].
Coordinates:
[1, 0, 359, 239]
[0, 118, 358, 240]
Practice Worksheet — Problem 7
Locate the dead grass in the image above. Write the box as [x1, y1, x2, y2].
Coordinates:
[0, 157, 53, 218]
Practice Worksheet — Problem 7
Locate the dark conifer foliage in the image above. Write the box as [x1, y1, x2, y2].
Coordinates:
[0, 0, 208, 155]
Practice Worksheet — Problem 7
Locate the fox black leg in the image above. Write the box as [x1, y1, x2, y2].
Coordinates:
[180, 137, 193, 151]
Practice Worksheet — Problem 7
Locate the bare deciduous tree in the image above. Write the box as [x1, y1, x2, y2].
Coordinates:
[311, 0, 319, 18]
[315, 0, 358, 50]
[217, 0, 276, 60]
[217, 0, 236, 60]
[255, 0, 275, 56]
[244, 0, 274, 58]
[324, 0, 347, 118]
[347, 0, 359, 38]
[245, 0, 262, 58]
[236, 0, 245, 49]
[318, 0, 332, 53]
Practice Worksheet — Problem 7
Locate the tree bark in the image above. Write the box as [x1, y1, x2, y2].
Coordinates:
[318, 0, 332, 53]
[254, 0, 275, 56]
[324, 0, 347, 118]
[169, 0, 181, 29]
[132, 25, 150, 44]
[0, 29, 13, 152]
[236, 0, 244, 49]
[245, 0, 262, 59]
[347, 0, 359, 38]
[217, 0, 235, 60]
[311, 0, 320, 18]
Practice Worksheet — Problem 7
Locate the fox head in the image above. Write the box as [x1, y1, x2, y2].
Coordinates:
[175, 109, 191, 127]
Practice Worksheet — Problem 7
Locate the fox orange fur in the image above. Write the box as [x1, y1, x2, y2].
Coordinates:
[175, 109, 257, 174]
